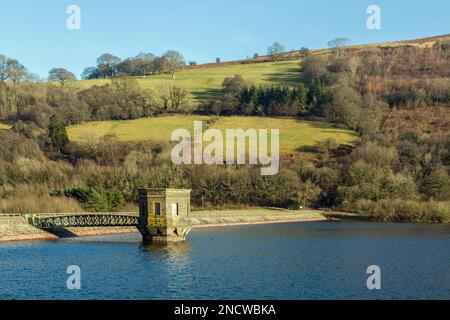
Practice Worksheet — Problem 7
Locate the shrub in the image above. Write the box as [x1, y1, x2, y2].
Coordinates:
[63, 186, 126, 212]
[0, 184, 83, 214]
[350, 199, 449, 223]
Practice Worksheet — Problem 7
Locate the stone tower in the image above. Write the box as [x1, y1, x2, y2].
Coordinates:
[138, 188, 192, 242]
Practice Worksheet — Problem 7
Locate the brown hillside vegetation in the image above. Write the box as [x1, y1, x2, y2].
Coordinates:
[186, 34, 450, 69]
[0, 34, 449, 221]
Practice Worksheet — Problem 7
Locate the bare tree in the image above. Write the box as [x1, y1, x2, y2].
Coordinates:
[163, 50, 185, 78]
[153, 56, 169, 74]
[299, 47, 310, 56]
[6, 59, 27, 82]
[96, 53, 121, 78]
[267, 42, 286, 60]
[327, 38, 351, 57]
[48, 68, 77, 86]
[0, 55, 8, 82]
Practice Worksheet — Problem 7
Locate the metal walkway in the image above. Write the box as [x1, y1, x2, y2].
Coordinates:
[29, 213, 139, 229]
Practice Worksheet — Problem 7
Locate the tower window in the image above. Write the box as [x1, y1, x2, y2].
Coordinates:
[154, 203, 161, 216]
[172, 203, 179, 215]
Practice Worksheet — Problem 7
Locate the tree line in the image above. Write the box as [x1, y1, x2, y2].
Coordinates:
[208, 75, 320, 117]
[0, 54, 40, 83]
[198, 39, 450, 221]
[0, 50, 188, 84]
[81, 50, 186, 80]
[1, 39, 300, 86]
[0, 38, 449, 222]
[0, 78, 191, 134]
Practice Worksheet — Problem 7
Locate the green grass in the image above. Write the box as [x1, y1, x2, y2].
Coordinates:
[0, 123, 11, 130]
[67, 115, 357, 154]
[69, 58, 358, 154]
[77, 60, 302, 104]
[74, 34, 450, 106]
[67, 115, 211, 144]
[213, 117, 357, 153]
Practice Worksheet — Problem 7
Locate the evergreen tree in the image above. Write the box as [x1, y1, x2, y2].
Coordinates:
[48, 115, 69, 151]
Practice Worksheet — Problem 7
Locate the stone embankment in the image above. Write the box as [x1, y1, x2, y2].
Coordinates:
[190, 209, 327, 228]
[0, 209, 329, 243]
[0, 214, 136, 242]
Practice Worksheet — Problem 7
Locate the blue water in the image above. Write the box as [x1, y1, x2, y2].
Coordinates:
[0, 222, 449, 300]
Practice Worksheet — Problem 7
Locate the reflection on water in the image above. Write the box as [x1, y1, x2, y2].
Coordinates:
[140, 242, 194, 294]
[140, 242, 192, 256]
[0, 222, 449, 300]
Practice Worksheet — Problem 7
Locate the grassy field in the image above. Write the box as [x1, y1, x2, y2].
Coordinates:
[77, 60, 302, 104]
[0, 123, 11, 130]
[67, 115, 357, 154]
[66, 36, 449, 154]
[68, 115, 211, 144]
[73, 34, 450, 106]
[212, 117, 357, 153]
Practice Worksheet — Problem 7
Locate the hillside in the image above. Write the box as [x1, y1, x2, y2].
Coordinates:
[0, 34, 448, 220]
[75, 34, 450, 105]
[78, 60, 302, 104]
[67, 115, 357, 155]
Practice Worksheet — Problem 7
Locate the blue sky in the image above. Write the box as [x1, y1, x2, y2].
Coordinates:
[0, 0, 448, 78]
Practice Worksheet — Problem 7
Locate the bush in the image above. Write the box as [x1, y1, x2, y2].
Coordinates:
[159, 85, 190, 113]
[63, 186, 126, 212]
[351, 199, 449, 223]
[211, 78, 308, 117]
[0, 184, 83, 214]
[0, 130, 43, 162]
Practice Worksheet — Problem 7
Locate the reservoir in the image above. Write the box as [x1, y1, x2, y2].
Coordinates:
[0, 222, 448, 300]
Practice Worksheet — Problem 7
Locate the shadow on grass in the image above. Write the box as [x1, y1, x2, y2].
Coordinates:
[293, 118, 358, 133]
[296, 144, 354, 156]
[263, 67, 303, 86]
[191, 89, 223, 103]
[334, 144, 355, 156]
[296, 146, 318, 153]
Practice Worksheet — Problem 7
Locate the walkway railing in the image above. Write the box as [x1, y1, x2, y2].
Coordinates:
[28, 213, 139, 229]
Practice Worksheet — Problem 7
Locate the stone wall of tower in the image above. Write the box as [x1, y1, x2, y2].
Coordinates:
[138, 188, 192, 242]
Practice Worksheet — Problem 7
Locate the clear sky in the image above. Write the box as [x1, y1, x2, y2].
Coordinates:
[0, 0, 448, 78]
